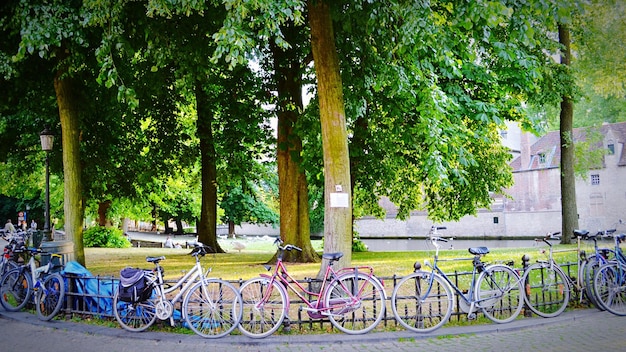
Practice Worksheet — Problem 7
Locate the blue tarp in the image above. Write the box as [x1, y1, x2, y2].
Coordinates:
[63, 261, 117, 315]
[61, 261, 182, 322]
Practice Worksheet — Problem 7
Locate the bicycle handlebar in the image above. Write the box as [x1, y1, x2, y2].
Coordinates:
[272, 237, 302, 252]
[430, 236, 449, 243]
[283, 244, 303, 252]
[535, 231, 561, 245]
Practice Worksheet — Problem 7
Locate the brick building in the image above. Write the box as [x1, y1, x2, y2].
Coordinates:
[355, 122, 626, 240]
[506, 121, 626, 233]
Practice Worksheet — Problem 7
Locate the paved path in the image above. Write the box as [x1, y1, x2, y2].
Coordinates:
[3, 233, 625, 351]
[1, 308, 624, 352]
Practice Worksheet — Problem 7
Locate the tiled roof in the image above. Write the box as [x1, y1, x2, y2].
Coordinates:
[511, 121, 626, 171]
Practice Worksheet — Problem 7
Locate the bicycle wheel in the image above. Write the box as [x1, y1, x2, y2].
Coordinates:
[391, 271, 453, 333]
[0, 258, 18, 278]
[323, 272, 386, 334]
[584, 251, 616, 310]
[183, 279, 242, 338]
[0, 267, 32, 312]
[113, 286, 158, 332]
[238, 277, 287, 338]
[36, 272, 66, 321]
[522, 262, 570, 318]
[593, 262, 626, 316]
[475, 264, 523, 323]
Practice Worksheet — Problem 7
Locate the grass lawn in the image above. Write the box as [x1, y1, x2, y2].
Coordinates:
[83, 238, 584, 281]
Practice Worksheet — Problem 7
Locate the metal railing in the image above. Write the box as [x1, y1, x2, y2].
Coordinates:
[59, 261, 581, 331]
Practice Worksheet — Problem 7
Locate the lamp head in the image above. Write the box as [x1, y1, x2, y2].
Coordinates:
[39, 127, 54, 151]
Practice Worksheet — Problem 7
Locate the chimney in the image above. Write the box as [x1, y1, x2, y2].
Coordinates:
[520, 132, 531, 170]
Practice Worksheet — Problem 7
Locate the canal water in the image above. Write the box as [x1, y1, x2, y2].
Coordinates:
[361, 238, 538, 252]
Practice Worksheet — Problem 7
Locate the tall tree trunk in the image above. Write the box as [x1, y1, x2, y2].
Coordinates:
[54, 65, 85, 265]
[271, 24, 319, 263]
[97, 200, 111, 226]
[228, 221, 235, 237]
[151, 204, 158, 231]
[196, 82, 224, 253]
[309, 0, 352, 272]
[559, 24, 578, 244]
[175, 219, 183, 234]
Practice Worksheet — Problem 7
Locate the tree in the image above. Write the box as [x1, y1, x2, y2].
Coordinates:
[308, 0, 352, 270]
[575, 0, 626, 99]
[330, 0, 563, 223]
[270, 22, 319, 263]
[558, 24, 578, 244]
[0, 0, 105, 265]
[220, 181, 278, 236]
[157, 0, 320, 262]
[85, 2, 274, 253]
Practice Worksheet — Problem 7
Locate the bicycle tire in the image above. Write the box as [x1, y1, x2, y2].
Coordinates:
[323, 272, 386, 334]
[237, 277, 287, 338]
[521, 262, 570, 318]
[113, 286, 158, 332]
[0, 267, 32, 311]
[593, 262, 626, 316]
[475, 264, 523, 323]
[391, 271, 453, 333]
[36, 272, 66, 321]
[183, 279, 242, 338]
[584, 253, 615, 310]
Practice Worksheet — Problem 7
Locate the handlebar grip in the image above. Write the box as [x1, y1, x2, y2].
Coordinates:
[285, 244, 302, 252]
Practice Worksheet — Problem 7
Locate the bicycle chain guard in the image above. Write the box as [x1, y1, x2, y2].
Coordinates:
[155, 300, 173, 320]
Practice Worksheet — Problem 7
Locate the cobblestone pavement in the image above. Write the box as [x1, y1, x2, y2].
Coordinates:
[1, 308, 624, 352]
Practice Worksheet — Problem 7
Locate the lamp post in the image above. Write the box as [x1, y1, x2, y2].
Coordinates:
[40, 127, 54, 242]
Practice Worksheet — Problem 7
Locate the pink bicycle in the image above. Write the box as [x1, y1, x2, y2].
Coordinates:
[238, 239, 386, 338]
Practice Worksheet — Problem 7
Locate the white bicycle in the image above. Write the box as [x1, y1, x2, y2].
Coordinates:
[113, 245, 242, 338]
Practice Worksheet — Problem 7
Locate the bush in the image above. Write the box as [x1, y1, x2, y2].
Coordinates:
[84, 226, 132, 248]
[352, 237, 368, 252]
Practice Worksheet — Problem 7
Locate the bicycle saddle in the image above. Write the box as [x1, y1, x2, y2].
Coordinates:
[468, 247, 489, 255]
[146, 256, 165, 263]
[573, 229, 589, 239]
[322, 252, 344, 261]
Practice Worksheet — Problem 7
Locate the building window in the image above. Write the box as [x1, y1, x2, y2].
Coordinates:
[608, 143, 615, 155]
[500, 130, 508, 139]
[493, 217, 499, 224]
[591, 174, 600, 185]
[538, 153, 546, 164]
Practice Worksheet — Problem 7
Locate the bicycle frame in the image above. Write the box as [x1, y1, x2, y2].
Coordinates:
[260, 257, 375, 318]
[21, 250, 61, 291]
[421, 230, 519, 316]
[423, 241, 486, 311]
[147, 255, 211, 323]
[255, 243, 380, 320]
[533, 235, 581, 291]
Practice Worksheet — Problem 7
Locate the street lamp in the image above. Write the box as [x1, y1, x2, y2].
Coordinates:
[40, 127, 54, 242]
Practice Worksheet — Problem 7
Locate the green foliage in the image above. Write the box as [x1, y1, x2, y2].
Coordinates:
[574, 0, 626, 98]
[220, 182, 278, 227]
[352, 237, 368, 253]
[83, 226, 131, 248]
[573, 126, 608, 179]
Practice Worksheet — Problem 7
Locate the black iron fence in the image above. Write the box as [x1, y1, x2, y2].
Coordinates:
[60, 261, 581, 331]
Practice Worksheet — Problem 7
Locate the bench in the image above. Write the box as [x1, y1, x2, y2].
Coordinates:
[130, 240, 163, 248]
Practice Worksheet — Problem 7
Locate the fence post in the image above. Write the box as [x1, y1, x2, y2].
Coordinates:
[521, 254, 532, 317]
